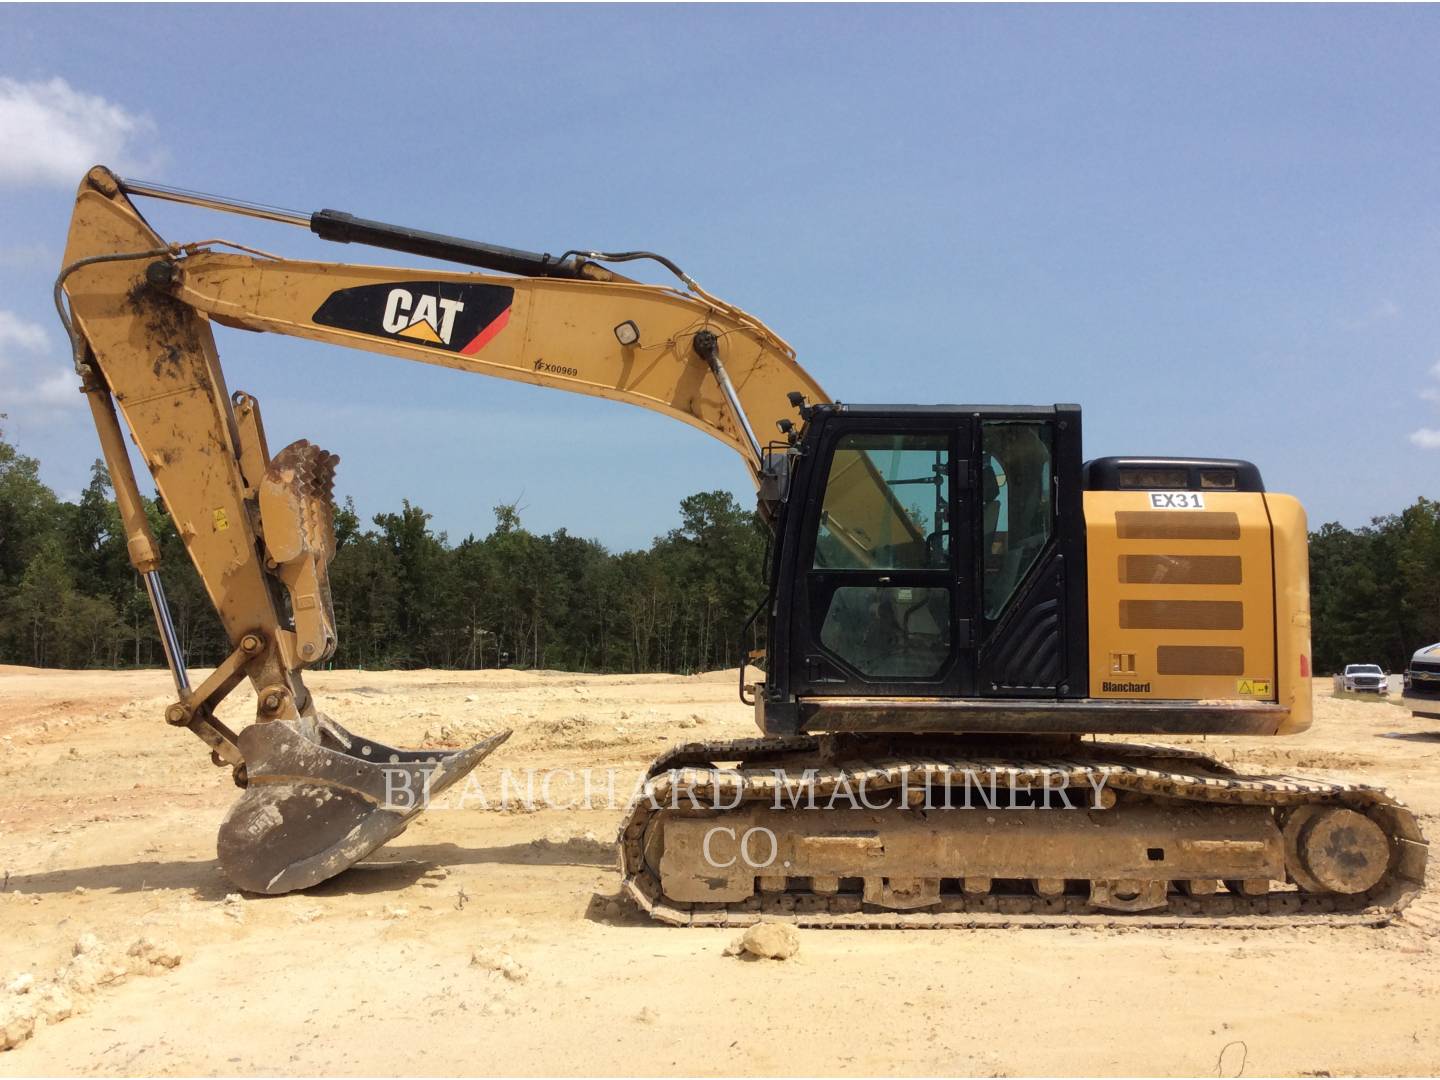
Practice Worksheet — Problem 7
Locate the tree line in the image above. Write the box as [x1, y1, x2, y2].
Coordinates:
[1308, 498, 1440, 674]
[2, 424, 1435, 676]
[0, 425, 767, 674]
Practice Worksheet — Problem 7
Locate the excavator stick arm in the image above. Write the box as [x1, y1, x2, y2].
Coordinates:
[60, 171, 304, 702]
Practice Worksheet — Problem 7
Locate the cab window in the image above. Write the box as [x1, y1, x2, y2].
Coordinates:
[819, 585, 952, 678]
[813, 433, 949, 570]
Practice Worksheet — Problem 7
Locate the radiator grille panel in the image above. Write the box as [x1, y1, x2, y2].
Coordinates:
[1157, 645, 1245, 675]
[1119, 554, 1242, 585]
[1114, 511, 1241, 541]
[1119, 599, 1244, 630]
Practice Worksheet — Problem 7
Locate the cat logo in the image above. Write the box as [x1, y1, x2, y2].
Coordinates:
[312, 281, 515, 356]
[381, 288, 464, 345]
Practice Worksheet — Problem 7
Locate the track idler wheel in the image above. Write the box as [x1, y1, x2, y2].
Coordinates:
[1284, 806, 1391, 895]
[217, 716, 509, 894]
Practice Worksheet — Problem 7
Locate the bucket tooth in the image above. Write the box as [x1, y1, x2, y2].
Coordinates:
[217, 719, 509, 894]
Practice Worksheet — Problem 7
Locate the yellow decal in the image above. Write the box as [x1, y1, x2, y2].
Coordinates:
[1236, 678, 1271, 696]
[397, 318, 442, 344]
[212, 508, 230, 531]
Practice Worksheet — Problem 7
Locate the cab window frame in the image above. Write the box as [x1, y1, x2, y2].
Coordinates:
[795, 419, 966, 689]
[979, 419, 1055, 622]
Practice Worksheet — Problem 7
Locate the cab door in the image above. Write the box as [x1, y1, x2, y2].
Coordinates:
[788, 419, 976, 697]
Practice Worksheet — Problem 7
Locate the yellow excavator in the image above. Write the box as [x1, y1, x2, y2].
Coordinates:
[56, 165, 1425, 925]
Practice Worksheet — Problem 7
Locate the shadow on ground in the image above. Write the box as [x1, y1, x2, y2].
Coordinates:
[582, 890, 650, 926]
[1, 835, 618, 899]
[2, 858, 235, 899]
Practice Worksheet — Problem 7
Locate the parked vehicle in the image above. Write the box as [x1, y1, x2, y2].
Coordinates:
[1334, 663, 1388, 694]
[1404, 644, 1440, 719]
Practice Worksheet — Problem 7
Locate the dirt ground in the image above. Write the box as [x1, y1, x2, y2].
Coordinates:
[2, 666, 1440, 1077]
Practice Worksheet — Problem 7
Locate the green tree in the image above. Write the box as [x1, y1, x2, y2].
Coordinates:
[1310, 498, 1440, 673]
[0, 420, 62, 587]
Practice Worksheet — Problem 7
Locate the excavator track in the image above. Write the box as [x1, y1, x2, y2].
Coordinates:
[617, 737, 1427, 928]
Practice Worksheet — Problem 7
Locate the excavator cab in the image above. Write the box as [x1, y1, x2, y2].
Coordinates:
[753, 403, 1320, 745]
[769, 404, 1084, 705]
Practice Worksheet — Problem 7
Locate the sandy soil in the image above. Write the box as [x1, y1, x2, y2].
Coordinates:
[2, 666, 1439, 1077]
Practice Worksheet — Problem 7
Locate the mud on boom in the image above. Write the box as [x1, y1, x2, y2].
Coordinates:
[56, 166, 1425, 924]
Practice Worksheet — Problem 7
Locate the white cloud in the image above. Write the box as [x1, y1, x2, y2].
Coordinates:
[0, 77, 160, 187]
[0, 310, 50, 352]
[3, 365, 79, 408]
[0, 309, 80, 410]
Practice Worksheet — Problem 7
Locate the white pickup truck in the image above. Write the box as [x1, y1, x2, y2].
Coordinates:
[1334, 663, 1389, 695]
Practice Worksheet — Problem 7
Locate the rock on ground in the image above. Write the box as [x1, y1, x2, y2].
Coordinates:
[470, 947, 528, 983]
[725, 921, 800, 960]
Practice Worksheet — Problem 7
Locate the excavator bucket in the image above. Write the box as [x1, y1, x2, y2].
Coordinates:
[217, 716, 509, 894]
[211, 435, 513, 894]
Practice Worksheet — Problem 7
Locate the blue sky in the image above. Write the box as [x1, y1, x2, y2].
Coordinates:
[2, 4, 1437, 550]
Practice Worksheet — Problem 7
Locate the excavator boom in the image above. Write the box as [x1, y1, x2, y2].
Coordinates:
[66, 170, 826, 479]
